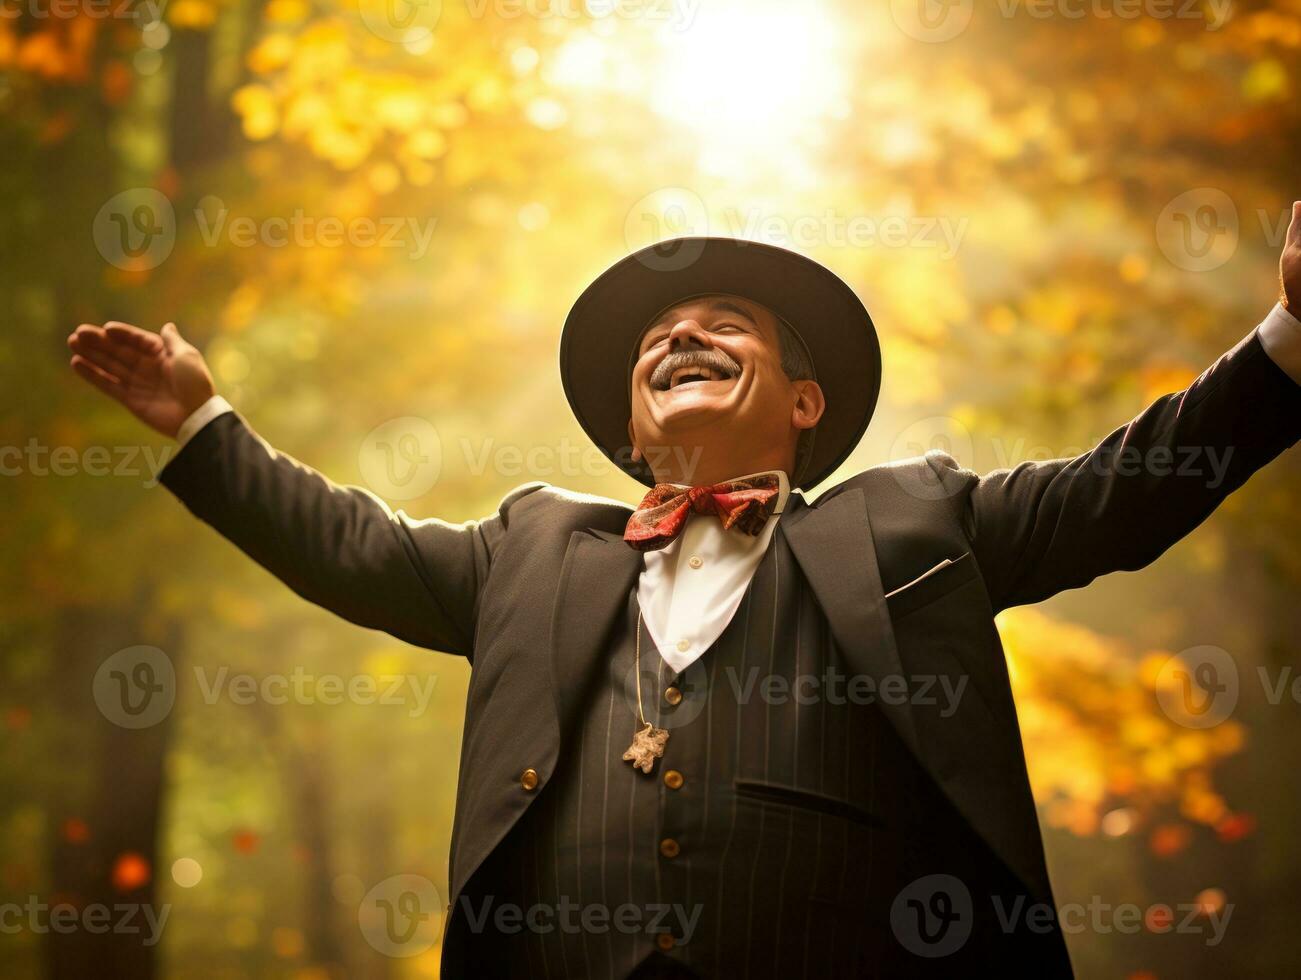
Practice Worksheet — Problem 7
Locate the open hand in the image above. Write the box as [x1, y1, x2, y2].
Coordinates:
[1282, 201, 1301, 312]
[68, 321, 215, 438]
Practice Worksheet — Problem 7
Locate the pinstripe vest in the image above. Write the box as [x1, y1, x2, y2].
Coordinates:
[470, 524, 1029, 978]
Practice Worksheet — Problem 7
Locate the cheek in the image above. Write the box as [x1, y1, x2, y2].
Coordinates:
[747, 365, 799, 420]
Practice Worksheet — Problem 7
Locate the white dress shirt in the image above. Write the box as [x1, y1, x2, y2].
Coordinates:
[174, 304, 1301, 671]
[635, 470, 790, 673]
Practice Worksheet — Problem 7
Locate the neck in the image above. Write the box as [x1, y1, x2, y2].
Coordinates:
[648, 444, 794, 487]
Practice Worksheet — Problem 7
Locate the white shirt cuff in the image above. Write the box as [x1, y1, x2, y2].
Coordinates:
[176, 395, 234, 447]
[1257, 302, 1301, 385]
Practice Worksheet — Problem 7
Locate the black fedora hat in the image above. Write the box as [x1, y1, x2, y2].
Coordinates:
[560, 236, 881, 490]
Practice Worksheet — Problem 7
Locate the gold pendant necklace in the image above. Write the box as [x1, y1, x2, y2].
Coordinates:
[621, 611, 669, 774]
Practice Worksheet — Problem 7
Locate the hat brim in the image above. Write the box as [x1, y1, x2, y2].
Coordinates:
[559, 237, 881, 490]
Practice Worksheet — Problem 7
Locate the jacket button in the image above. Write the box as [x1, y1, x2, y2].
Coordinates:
[656, 932, 676, 951]
[659, 838, 680, 859]
[664, 686, 683, 706]
[520, 768, 539, 791]
[663, 769, 684, 790]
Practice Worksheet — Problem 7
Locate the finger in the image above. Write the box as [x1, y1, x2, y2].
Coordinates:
[70, 329, 137, 378]
[1289, 201, 1301, 246]
[72, 323, 144, 361]
[104, 321, 164, 354]
[68, 323, 106, 345]
[70, 355, 126, 400]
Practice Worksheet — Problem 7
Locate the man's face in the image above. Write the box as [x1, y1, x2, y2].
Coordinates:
[627, 293, 818, 478]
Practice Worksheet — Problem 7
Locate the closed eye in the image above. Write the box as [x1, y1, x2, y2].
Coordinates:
[639, 332, 670, 356]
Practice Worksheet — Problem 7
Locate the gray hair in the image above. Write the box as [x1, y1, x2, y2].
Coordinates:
[774, 316, 817, 487]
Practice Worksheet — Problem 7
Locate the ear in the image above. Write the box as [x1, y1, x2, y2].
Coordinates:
[791, 380, 825, 432]
[627, 417, 643, 463]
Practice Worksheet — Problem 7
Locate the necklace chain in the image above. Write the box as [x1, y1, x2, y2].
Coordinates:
[634, 610, 647, 727]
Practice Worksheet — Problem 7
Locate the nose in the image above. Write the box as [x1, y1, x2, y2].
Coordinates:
[666, 318, 712, 351]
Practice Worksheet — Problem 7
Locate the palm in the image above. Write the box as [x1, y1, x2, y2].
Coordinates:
[67, 321, 215, 437]
[1283, 201, 1301, 311]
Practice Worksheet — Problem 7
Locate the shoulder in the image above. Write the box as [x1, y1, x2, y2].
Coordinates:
[803, 452, 979, 544]
[497, 481, 634, 533]
[810, 451, 976, 507]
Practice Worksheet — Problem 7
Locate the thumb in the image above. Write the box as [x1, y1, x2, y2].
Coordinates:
[160, 321, 182, 353]
[1289, 202, 1301, 246]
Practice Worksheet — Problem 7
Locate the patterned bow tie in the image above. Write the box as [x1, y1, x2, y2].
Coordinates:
[623, 472, 784, 552]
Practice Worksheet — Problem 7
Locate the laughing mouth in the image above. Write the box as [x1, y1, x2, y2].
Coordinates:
[650, 352, 741, 391]
[667, 366, 733, 389]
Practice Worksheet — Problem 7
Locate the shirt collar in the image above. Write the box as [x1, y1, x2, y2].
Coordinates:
[666, 469, 790, 516]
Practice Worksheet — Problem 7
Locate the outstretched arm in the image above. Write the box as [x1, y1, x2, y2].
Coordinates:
[929, 202, 1301, 613]
[67, 321, 532, 656]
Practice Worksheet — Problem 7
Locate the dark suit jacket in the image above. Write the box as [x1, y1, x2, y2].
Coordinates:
[160, 327, 1300, 975]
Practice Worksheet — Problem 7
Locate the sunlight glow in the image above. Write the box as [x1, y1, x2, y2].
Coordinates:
[546, 0, 849, 176]
[647, 2, 847, 162]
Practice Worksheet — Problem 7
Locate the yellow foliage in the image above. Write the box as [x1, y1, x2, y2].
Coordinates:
[168, 0, 219, 29]
[999, 608, 1245, 836]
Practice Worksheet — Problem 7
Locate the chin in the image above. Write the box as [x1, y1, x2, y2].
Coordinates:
[653, 393, 738, 432]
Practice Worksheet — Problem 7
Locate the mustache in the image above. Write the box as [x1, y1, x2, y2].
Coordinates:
[649, 348, 742, 391]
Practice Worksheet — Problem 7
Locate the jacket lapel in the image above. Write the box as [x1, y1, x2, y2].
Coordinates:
[784, 486, 1055, 904]
[550, 528, 643, 737]
[781, 487, 921, 761]
[547, 489, 923, 762]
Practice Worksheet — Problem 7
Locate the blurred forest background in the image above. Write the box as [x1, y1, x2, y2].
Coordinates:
[2, 0, 1301, 976]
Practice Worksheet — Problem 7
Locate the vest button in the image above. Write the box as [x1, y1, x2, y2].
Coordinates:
[659, 838, 681, 859]
[520, 768, 539, 791]
[656, 932, 676, 951]
[663, 769, 684, 790]
[664, 686, 683, 706]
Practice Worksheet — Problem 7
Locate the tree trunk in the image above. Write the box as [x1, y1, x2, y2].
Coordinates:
[45, 600, 180, 980]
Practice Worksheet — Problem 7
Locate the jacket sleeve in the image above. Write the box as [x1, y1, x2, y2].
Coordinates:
[925, 327, 1301, 613]
[159, 411, 545, 656]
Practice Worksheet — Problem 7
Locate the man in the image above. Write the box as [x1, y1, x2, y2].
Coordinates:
[69, 218, 1301, 977]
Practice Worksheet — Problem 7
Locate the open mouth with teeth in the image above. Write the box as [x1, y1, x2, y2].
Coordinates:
[668, 366, 733, 389]
[651, 361, 741, 392]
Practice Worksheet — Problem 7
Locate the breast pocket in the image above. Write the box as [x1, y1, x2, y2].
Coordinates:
[733, 779, 884, 829]
[884, 551, 979, 619]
